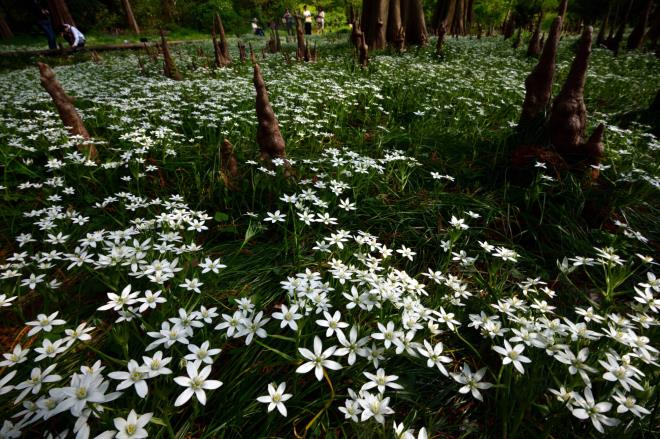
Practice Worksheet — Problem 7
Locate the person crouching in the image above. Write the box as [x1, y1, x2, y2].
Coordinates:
[63, 23, 85, 49]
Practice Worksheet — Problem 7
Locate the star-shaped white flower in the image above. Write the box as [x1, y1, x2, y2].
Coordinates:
[256, 382, 292, 416]
[173, 361, 222, 406]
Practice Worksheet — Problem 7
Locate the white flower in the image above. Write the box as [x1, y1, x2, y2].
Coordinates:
[184, 341, 221, 364]
[417, 340, 451, 376]
[180, 278, 203, 294]
[571, 387, 620, 433]
[26, 311, 66, 336]
[492, 339, 531, 374]
[396, 245, 417, 261]
[335, 326, 369, 365]
[256, 382, 292, 416]
[113, 409, 153, 439]
[237, 311, 270, 345]
[108, 359, 150, 398]
[272, 304, 303, 331]
[296, 336, 343, 381]
[357, 392, 394, 424]
[450, 363, 492, 401]
[371, 321, 401, 349]
[173, 361, 222, 406]
[264, 210, 286, 223]
[316, 310, 349, 338]
[199, 257, 227, 274]
[142, 351, 173, 378]
[361, 368, 403, 394]
[612, 391, 650, 418]
[0, 344, 30, 367]
[98, 285, 140, 311]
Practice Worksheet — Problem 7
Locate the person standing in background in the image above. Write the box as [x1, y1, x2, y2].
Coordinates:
[303, 5, 312, 35]
[283, 9, 294, 36]
[316, 7, 325, 34]
[32, 0, 56, 49]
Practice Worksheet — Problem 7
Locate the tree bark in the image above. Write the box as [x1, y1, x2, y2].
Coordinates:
[38, 62, 97, 160]
[0, 13, 12, 39]
[548, 26, 593, 153]
[627, 0, 652, 50]
[519, 17, 563, 126]
[253, 63, 287, 162]
[120, 0, 139, 34]
[387, 0, 403, 45]
[215, 14, 230, 62]
[47, 0, 75, 31]
[362, 0, 389, 50]
[161, 0, 175, 24]
[160, 29, 182, 80]
[402, 0, 428, 45]
[558, 0, 568, 21]
[610, 0, 633, 55]
[527, 13, 543, 57]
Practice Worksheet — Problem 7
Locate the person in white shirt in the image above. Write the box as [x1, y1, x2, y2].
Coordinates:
[303, 5, 312, 35]
[316, 7, 325, 34]
[63, 23, 85, 49]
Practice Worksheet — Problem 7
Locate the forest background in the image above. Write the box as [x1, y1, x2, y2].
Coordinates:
[0, 0, 649, 42]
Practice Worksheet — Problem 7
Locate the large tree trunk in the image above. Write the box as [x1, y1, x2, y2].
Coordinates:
[465, 0, 474, 34]
[362, 0, 389, 50]
[387, 0, 403, 45]
[47, 0, 75, 31]
[121, 0, 139, 34]
[402, 0, 427, 45]
[432, 0, 452, 31]
[450, 0, 465, 36]
[627, 0, 652, 50]
[0, 13, 12, 39]
[527, 13, 543, 57]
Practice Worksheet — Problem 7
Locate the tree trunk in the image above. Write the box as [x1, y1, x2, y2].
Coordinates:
[362, 0, 389, 50]
[558, 0, 568, 21]
[295, 15, 306, 60]
[161, 0, 175, 24]
[627, 0, 652, 50]
[465, 0, 474, 34]
[47, 0, 75, 31]
[451, 0, 465, 36]
[527, 13, 543, 57]
[0, 14, 12, 39]
[121, 0, 140, 34]
[387, 0, 403, 45]
[610, 0, 632, 55]
[402, 0, 427, 45]
[596, 12, 609, 47]
[38, 62, 97, 160]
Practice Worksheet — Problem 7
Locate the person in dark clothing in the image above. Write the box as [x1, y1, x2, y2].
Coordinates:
[32, 0, 56, 49]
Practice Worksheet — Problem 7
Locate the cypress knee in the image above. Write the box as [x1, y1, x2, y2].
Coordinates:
[253, 63, 286, 162]
[519, 17, 562, 126]
[38, 62, 98, 161]
[548, 26, 593, 154]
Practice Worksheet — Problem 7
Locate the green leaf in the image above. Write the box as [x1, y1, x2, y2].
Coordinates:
[214, 211, 229, 222]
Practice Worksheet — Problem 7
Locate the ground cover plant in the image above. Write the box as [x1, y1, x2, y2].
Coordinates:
[0, 28, 658, 439]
